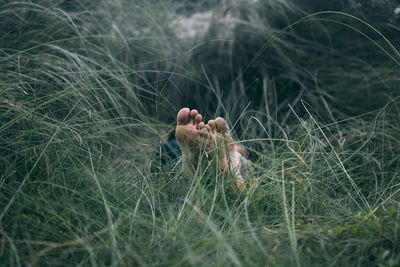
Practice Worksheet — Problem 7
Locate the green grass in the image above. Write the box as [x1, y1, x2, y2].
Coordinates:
[1, 0, 400, 266]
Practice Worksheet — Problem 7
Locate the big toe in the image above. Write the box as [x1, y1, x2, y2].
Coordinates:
[177, 108, 190, 125]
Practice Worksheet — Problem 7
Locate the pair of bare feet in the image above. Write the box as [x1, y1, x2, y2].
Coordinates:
[175, 108, 250, 191]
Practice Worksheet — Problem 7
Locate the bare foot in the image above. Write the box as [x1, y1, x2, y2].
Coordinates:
[175, 108, 250, 191]
[203, 117, 248, 191]
[175, 108, 203, 171]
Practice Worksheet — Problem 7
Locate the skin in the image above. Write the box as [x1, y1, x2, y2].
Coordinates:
[175, 107, 250, 191]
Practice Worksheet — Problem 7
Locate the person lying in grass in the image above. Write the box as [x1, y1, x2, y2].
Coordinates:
[175, 107, 253, 191]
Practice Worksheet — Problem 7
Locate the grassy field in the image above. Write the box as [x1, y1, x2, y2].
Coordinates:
[1, 0, 400, 266]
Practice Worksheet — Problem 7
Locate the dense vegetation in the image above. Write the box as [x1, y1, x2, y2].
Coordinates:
[1, 0, 399, 266]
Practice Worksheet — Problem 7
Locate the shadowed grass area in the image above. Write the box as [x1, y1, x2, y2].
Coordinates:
[0, 0, 399, 266]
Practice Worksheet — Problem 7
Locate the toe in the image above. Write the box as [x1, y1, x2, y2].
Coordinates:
[190, 109, 198, 124]
[177, 108, 190, 125]
[198, 121, 205, 130]
[199, 124, 208, 138]
[208, 120, 216, 132]
[195, 114, 202, 126]
[215, 117, 228, 133]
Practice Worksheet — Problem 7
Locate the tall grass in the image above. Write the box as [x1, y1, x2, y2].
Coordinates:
[0, 0, 399, 266]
